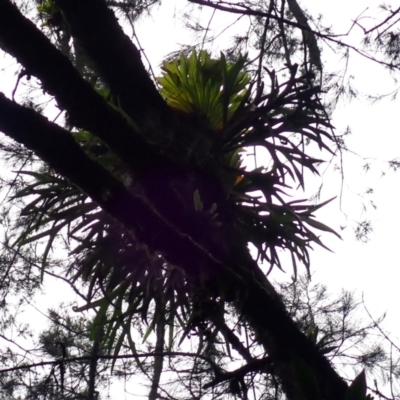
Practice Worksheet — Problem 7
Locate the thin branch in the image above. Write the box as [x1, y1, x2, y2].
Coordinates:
[0, 93, 224, 273]
[362, 294, 399, 353]
[203, 357, 272, 389]
[364, 6, 400, 35]
[0, 351, 221, 374]
[149, 298, 166, 400]
[188, 0, 400, 70]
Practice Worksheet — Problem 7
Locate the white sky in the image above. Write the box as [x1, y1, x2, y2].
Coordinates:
[132, 0, 400, 327]
[1, 0, 400, 396]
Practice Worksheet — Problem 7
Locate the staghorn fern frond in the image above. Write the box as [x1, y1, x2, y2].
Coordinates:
[9, 51, 340, 364]
[158, 50, 250, 129]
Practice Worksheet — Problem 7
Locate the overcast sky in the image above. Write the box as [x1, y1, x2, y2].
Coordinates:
[128, 0, 400, 336]
[2, 0, 398, 357]
[1, 0, 400, 395]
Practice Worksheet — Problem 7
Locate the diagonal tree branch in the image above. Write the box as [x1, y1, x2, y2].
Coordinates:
[55, 0, 172, 125]
[0, 93, 217, 273]
[0, 3, 349, 398]
[203, 357, 272, 389]
[286, 0, 322, 70]
[0, 91, 348, 400]
[0, 0, 167, 172]
[188, 0, 315, 33]
[188, 0, 400, 70]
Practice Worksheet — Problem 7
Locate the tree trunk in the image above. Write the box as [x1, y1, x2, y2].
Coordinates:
[0, 1, 348, 399]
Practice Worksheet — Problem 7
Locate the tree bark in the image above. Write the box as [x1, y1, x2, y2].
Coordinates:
[0, 1, 348, 399]
[55, 0, 172, 125]
[0, 91, 347, 400]
[0, 0, 167, 172]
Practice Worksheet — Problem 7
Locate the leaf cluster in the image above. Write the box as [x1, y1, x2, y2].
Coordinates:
[7, 49, 340, 360]
[0, 2, 351, 399]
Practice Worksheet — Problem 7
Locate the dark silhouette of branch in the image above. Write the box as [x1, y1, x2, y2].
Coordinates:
[0, 93, 222, 274]
[0, 90, 348, 400]
[188, 0, 316, 34]
[0, 352, 221, 374]
[364, 6, 400, 35]
[88, 316, 105, 400]
[203, 357, 272, 389]
[211, 318, 254, 363]
[188, 0, 400, 70]
[149, 299, 166, 400]
[0, 2, 351, 399]
[0, 0, 166, 172]
[362, 295, 400, 353]
[286, 0, 322, 70]
[55, 0, 172, 124]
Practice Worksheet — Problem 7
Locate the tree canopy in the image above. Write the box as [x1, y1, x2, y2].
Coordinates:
[0, 0, 399, 399]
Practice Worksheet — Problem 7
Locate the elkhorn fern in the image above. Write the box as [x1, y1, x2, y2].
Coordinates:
[158, 50, 250, 130]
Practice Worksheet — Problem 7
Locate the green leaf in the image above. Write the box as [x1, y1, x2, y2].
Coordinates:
[193, 189, 203, 211]
[158, 50, 250, 129]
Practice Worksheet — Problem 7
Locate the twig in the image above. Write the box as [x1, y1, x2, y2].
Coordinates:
[188, 0, 400, 70]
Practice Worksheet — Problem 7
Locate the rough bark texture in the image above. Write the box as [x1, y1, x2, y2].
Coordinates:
[286, 0, 322, 70]
[0, 0, 167, 172]
[55, 0, 172, 125]
[0, 1, 348, 399]
[0, 91, 347, 400]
